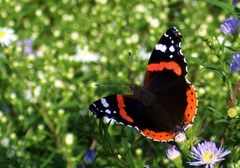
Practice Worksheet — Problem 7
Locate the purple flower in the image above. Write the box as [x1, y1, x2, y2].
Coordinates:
[84, 149, 95, 164]
[231, 53, 240, 73]
[220, 16, 240, 35]
[24, 46, 33, 55]
[23, 38, 33, 55]
[24, 38, 32, 46]
[189, 141, 230, 168]
[165, 145, 180, 160]
[233, 0, 238, 6]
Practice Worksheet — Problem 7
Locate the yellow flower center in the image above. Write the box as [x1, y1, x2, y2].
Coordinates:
[202, 151, 215, 163]
[0, 31, 6, 38]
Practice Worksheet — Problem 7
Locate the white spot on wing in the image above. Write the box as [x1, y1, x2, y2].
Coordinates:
[169, 46, 175, 52]
[183, 58, 187, 63]
[105, 109, 111, 114]
[173, 27, 181, 35]
[170, 55, 173, 58]
[103, 117, 115, 125]
[155, 44, 167, 52]
[185, 78, 191, 84]
[101, 98, 109, 108]
[164, 33, 169, 37]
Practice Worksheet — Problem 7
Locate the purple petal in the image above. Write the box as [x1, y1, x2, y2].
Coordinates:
[84, 149, 95, 163]
[24, 38, 32, 46]
[231, 53, 240, 73]
[220, 16, 240, 35]
[188, 141, 230, 167]
[233, 0, 238, 6]
[24, 46, 33, 55]
[165, 145, 180, 160]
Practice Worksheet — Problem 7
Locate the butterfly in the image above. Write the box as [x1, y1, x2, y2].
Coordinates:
[89, 27, 197, 142]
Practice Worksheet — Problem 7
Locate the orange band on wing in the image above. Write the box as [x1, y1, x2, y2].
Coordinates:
[117, 95, 134, 123]
[184, 85, 197, 124]
[147, 61, 182, 76]
[142, 129, 175, 141]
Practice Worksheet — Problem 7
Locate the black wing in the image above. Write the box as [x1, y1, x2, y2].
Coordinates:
[143, 27, 197, 130]
[144, 27, 188, 90]
[89, 94, 178, 142]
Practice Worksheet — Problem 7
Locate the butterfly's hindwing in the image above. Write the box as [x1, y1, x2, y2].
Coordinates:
[89, 94, 178, 142]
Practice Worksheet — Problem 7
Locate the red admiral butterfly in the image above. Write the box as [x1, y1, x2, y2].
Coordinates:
[89, 27, 197, 142]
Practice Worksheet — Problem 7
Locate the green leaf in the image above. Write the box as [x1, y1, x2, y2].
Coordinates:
[214, 119, 228, 124]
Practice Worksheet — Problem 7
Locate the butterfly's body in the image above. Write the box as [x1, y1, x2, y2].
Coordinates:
[89, 27, 197, 142]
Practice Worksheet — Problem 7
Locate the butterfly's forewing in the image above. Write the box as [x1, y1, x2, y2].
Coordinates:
[143, 27, 197, 129]
[89, 94, 143, 127]
[144, 27, 187, 89]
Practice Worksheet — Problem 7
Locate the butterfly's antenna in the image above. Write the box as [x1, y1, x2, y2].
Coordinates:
[95, 83, 129, 88]
[128, 52, 133, 70]
[128, 51, 134, 81]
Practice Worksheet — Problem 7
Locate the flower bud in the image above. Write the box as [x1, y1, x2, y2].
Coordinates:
[227, 107, 237, 118]
[165, 145, 180, 160]
[175, 132, 186, 143]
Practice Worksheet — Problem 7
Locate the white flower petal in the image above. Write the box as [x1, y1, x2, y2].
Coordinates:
[0, 27, 17, 47]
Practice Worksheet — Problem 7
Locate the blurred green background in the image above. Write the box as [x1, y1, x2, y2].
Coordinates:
[0, 0, 239, 167]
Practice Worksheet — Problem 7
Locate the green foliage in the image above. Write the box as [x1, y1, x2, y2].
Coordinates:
[0, 0, 239, 167]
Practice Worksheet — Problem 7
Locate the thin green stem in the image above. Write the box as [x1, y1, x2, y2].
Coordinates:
[221, 80, 240, 145]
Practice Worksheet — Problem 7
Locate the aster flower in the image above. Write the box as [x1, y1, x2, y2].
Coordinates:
[24, 38, 32, 46]
[24, 46, 33, 55]
[0, 27, 17, 46]
[84, 149, 95, 164]
[220, 16, 240, 35]
[23, 38, 33, 55]
[73, 45, 99, 62]
[189, 141, 230, 168]
[233, 0, 238, 6]
[165, 145, 181, 160]
[230, 53, 240, 73]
